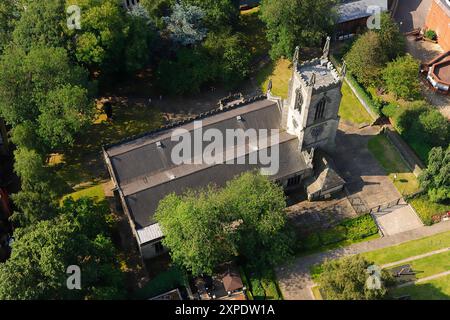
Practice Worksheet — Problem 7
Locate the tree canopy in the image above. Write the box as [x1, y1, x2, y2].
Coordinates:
[260, 0, 337, 59]
[382, 54, 421, 100]
[419, 146, 450, 203]
[318, 255, 392, 300]
[0, 46, 93, 148]
[345, 31, 387, 87]
[155, 172, 293, 275]
[0, 198, 124, 300]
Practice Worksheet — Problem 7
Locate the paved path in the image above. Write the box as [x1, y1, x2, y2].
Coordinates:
[276, 221, 450, 300]
[373, 204, 424, 236]
[397, 270, 450, 288]
[382, 247, 450, 268]
[394, 0, 432, 33]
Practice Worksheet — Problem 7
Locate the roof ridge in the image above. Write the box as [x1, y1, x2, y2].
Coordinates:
[103, 94, 268, 152]
[121, 131, 297, 196]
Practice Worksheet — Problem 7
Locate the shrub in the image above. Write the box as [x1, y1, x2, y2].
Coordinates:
[250, 277, 265, 300]
[382, 54, 421, 100]
[376, 12, 406, 60]
[418, 110, 450, 146]
[424, 29, 437, 40]
[345, 31, 387, 87]
[382, 102, 401, 119]
[303, 233, 321, 250]
[346, 73, 382, 115]
[319, 226, 347, 245]
[342, 214, 378, 240]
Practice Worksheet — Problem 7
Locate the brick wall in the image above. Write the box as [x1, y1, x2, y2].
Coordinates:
[426, 0, 450, 51]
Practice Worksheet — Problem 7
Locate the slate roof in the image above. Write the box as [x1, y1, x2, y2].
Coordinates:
[104, 97, 310, 244]
[306, 150, 345, 195]
[337, 0, 388, 24]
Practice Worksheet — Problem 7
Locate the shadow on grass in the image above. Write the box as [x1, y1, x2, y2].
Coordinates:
[52, 100, 164, 193]
[390, 281, 450, 300]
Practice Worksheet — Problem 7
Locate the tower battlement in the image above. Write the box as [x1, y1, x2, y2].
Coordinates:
[295, 57, 341, 94]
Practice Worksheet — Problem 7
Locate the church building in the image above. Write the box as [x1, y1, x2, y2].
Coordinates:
[103, 39, 346, 259]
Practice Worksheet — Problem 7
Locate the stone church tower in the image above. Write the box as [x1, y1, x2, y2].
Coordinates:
[283, 37, 344, 154]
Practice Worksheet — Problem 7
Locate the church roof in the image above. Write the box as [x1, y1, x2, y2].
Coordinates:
[306, 150, 346, 195]
[104, 96, 310, 243]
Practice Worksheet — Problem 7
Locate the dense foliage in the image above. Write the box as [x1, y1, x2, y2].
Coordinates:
[318, 255, 392, 300]
[419, 146, 450, 203]
[382, 54, 421, 100]
[260, 0, 337, 59]
[155, 172, 294, 275]
[0, 198, 124, 300]
[345, 31, 387, 87]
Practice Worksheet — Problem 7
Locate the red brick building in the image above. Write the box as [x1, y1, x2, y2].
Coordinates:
[426, 0, 450, 51]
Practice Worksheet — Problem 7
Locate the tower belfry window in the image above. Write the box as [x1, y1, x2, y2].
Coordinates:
[295, 88, 303, 111]
[314, 98, 326, 120]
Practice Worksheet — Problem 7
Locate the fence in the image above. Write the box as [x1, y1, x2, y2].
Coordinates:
[368, 197, 404, 215]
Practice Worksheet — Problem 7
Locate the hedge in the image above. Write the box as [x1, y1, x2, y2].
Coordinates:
[346, 73, 383, 116]
[299, 214, 379, 253]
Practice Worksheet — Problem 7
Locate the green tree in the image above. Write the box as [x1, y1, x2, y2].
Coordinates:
[183, 0, 239, 29]
[260, 0, 337, 59]
[0, 198, 125, 300]
[318, 255, 392, 300]
[376, 12, 405, 60]
[419, 146, 450, 203]
[382, 54, 420, 100]
[10, 147, 58, 225]
[418, 109, 450, 147]
[12, 0, 67, 51]
[124, 7, 157, 73]
[155, 172, 293, 275]
[157, 47, 213, 94]
[0, 0, 20, 52]
[66, 0, 127, 71]
[140, 0, 174, 28]
[345, 31, 387, 87]
[0, 46, 89, 126]
[37, 85, 94, 149]
[162, 2, 207, 46]
[203, 30, 251, 88]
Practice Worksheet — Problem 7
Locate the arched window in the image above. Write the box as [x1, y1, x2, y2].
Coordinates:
[314, 97, 326, 120]
[295, 88, 303, 111]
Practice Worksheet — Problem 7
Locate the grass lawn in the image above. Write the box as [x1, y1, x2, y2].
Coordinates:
[387, 250, 450, 280]
[362, 231, 450, 266]
[49, 101, 163, 194]
[389, 274, 450, 300]
[368, 134, 421, 196]
[256, 59, 292, 99]
[339, 81, 374, 125]
[243, 266, 283, 300]
[409, 195, 450, 226]
[61, 184, 106, 204]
